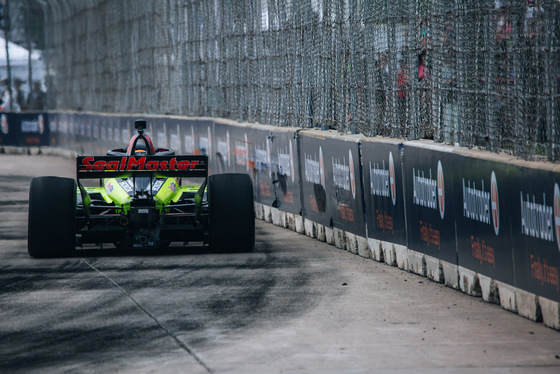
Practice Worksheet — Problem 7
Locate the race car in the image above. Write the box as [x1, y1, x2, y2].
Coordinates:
[27, 119, 255, 257]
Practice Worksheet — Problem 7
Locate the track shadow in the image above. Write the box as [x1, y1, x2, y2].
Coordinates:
[1, 224, 329, 373]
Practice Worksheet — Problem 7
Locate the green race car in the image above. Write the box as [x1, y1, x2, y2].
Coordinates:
[27, 120, 255, 257]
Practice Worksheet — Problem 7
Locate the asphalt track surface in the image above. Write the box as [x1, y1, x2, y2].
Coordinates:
[1, 153, 560, 374]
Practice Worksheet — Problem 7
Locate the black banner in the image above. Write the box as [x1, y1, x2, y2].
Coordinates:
[0, 112, 51, 147]
[249, 126, 301, 214]
[510, 166, 560, 302]
[299, 132, 366, 237]
[162, 118, 186, 156]
[75, 114, 91, 153]
[452, 154, 514, 285]
[152, 117, 169, 153]
[104, 116, 124, 154]
[54, 113, 95, 154]
[0, 113, 18, 146]
[51, 112, 68, 150]
[403, 146, 457, 264]
[212, 121, 302, 214]
[47, 112, 58, 146]
[229, 124, 252, 175]
[170, 118, 213, 157]
[211, 121, 234, 174]
[19, 113, 50, 146]
[361, 140, 407, 245]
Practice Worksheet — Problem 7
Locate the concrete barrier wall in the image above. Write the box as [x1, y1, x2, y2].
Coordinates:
[3, 111, 560, 330]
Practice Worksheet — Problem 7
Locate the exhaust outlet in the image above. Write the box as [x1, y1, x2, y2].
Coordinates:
[119, 214, 129, 227]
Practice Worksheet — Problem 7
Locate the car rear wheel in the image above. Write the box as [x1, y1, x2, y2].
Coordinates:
[28, 176, 76, 258]
[208, 173, 255, 253]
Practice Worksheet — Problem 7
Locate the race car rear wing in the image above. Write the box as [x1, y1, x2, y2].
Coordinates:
[76, 155, 209, 180]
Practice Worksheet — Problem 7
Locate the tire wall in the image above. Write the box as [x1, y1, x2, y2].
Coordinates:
[6, 111, 560, 330]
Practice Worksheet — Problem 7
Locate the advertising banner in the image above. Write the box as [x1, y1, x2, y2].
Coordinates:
[212, 121, 302, 214]
[85, 114, 102, 154]
[104, 115, 124, 153]
[361, 140, 407, 246]
[17, 112, 50, 146]
[144, 117, 212, 160]
[510, 166, 560, 303]
[119, 116, 135, 153]
[75, 114, 92, 153]
[248, 126, 301, 214]
[228, 124, 252, 175]
[211, 121, 235, 174]
[152, 117, 170, 151]
[47, 112, 58, 146]
[453, 155, 514, 285]
[175, 119, 213, 157]
[64, 113, 98, 154]
[0, 113, 18, 146]
[51, 112, 70, 150]
[299, 132, 366, 237]
[164, 118, 186, 156]
[403, 145, 457, 264]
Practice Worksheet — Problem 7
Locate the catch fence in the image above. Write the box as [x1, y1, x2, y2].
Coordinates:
[42, 0, 560, 160]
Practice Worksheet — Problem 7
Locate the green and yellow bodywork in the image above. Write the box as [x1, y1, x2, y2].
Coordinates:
[79, 178, 201, 213]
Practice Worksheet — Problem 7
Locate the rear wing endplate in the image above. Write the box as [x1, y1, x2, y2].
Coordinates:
[76, 155, 208, 180]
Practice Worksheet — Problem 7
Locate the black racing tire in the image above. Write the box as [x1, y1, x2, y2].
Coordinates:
[28, 176, 77, 258]
[208, 173, 255, 253]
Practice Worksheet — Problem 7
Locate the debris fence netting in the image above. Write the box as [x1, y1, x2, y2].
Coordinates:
[43, 0, 560, 160]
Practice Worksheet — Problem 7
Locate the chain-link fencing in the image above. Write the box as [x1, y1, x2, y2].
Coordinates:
[40, 0, 560, 160]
